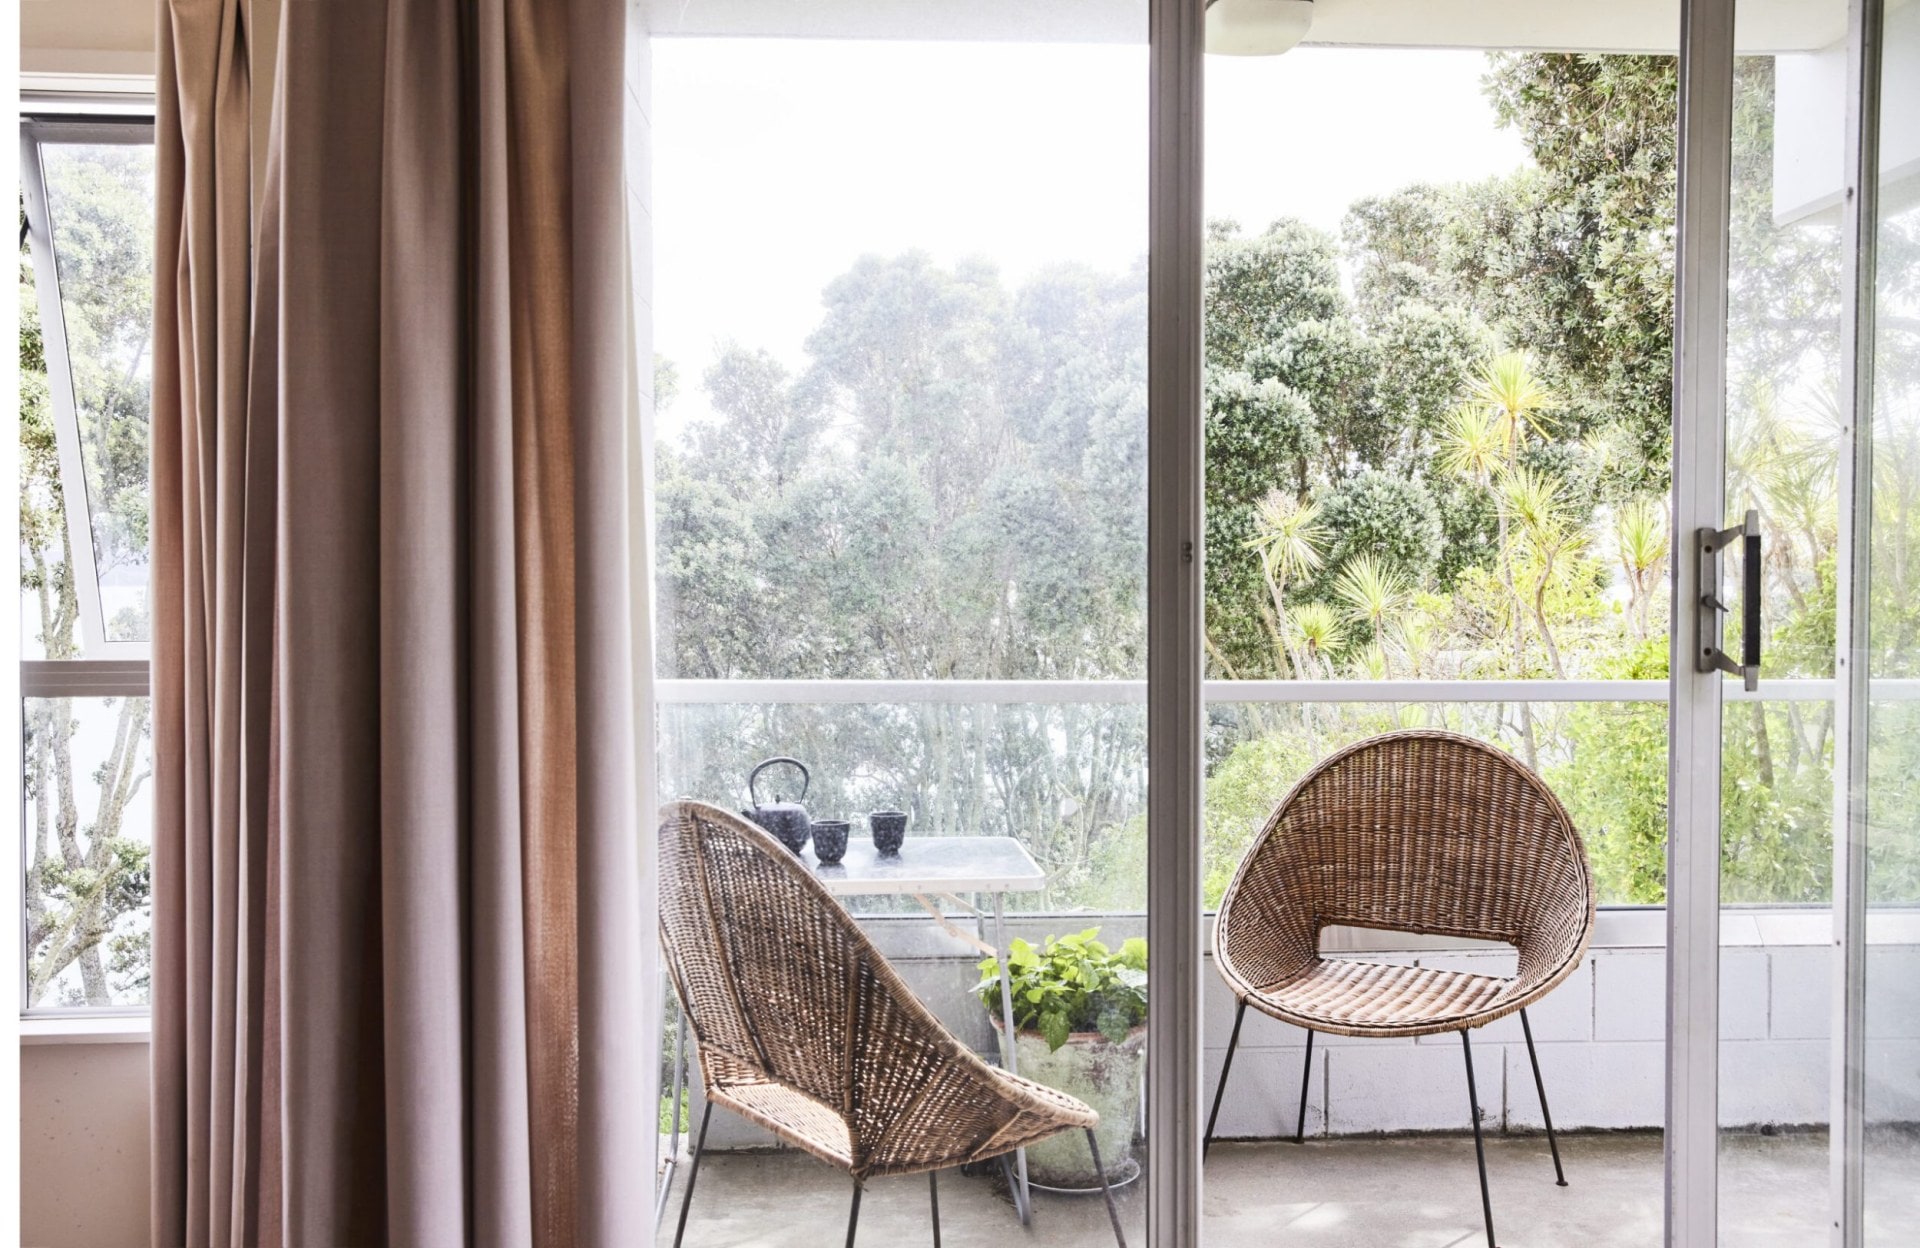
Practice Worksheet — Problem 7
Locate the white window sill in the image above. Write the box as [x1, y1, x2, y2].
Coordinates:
[19, 1015, 150, 1045]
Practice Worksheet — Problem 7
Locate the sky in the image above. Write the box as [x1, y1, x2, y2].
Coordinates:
[651, 40, 1531, 434]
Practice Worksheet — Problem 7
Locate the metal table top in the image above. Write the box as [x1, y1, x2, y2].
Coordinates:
[795, 835, 1045, 896]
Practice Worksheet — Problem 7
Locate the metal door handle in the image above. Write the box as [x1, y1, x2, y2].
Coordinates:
[1696, 508, 1761, 691]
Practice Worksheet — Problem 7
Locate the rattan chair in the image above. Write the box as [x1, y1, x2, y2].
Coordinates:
[660, 800, 1128, 1248]
[1204, 730, 1596, 1248]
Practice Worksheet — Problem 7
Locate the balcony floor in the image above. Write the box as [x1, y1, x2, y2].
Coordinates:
[663, 1129, 1920, 1247]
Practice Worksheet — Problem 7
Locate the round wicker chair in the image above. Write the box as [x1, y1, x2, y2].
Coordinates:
[1205, 730, 1596, 1248]
[659, 800, 1127, 1248]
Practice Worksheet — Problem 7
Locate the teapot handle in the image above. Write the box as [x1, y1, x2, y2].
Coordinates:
[749, 756, 810, 806]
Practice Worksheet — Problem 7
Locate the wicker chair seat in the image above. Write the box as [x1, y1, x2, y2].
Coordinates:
[1215, 730, 1595, 1040]
[706, 1067, 1097, 1178]
[1245, 955, 1517, 1039]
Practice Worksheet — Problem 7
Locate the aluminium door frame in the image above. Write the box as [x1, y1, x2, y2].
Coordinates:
[1146, 1, 1207, 1246]
[1668, 1, 1737, 1244]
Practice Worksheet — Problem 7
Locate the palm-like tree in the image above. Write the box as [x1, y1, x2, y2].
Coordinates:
[1465, 351, 1561, 454]
[1501, 466, 1587, 680]
[1333, 553, 1411, 677]
[1285, 602, 1347, 679]
[1438, 404, 1504, 487]
[1614, 497, 1670, 642]
[1244, 489, 1325, 677]
[1444, 351, 1562, 679]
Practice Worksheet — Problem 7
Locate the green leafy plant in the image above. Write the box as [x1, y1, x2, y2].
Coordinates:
[974, 928, 1147, 1052]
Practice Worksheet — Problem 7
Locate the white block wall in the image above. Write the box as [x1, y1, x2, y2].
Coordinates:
[685, 916, 1920, 1150]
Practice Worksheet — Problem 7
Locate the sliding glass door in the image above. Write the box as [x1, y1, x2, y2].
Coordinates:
[635, 3, 1908, 1245]
[1678, 0, 1917, 1244]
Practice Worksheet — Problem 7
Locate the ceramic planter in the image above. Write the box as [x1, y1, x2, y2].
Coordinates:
[1000, 1022, 1145, 1187]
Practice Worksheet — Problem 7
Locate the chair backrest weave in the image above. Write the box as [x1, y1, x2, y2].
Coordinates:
[658, 800, 960, 1118]
[1218, 730, 1593, 965]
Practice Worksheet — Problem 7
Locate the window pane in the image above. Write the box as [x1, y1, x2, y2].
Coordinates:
[652, 41, 1146, 684]
[22, 695, 154, 1008]
[660, 699, 1148, 911]
[1203, 49, 1675, 687]
[653, 29, 1149, 1238]
[19, 212, 76, 660]
[1717, 5, 1853, 1236]
[1865, 4, 1920, 1234]
[38, 141, 156, 645]
[1201, 29, 1677, 1239]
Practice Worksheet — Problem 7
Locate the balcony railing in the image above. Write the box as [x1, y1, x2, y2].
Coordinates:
[657, 676, 1906, 703]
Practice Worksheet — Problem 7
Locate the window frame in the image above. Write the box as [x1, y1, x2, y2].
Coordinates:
[18, 110, 157, 1020]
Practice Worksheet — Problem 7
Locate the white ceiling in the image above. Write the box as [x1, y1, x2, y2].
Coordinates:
[643, 0, 1856, 53]
[22, 0, 155, 75]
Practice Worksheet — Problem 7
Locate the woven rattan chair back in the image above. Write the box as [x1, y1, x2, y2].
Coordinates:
[1216, 730, 1594, 1013]
[659, 800, 1099, 1180]
[660, 801, 951, 1111]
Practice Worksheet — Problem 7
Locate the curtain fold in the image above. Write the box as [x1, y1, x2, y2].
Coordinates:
[151, 1, 654, 1243]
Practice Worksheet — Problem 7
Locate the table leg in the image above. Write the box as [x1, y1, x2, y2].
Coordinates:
[991, 892, 1032, 1225]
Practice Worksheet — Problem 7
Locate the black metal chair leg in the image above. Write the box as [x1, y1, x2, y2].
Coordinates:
[1203, 998, 1247, 1158]
[1295, 1029, 1315, 1143]
[929, 1169, 941, 1248]
[672, 1100, 715, 1248]
[1520, 1008, 1569, 1186]
[1461, 1030, 1498, 1248]
[845, 1181, 863, 1248]
[1085, 1128, 1128, 1248]
[995, 1151, 1031, 1225]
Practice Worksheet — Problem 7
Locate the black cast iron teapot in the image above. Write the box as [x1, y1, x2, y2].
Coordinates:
[744, 757, 812, 854]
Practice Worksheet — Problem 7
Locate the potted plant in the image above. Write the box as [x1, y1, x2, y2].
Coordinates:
[974, 928, 1147, 1188]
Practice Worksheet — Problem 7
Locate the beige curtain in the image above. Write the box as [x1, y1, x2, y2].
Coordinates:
[151, 0, 654, 1243]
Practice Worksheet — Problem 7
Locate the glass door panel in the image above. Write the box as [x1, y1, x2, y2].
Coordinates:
[1718, 3, 1850, 1241]
[1863, 1, 1920, 1238]
[1200, 8, 1677, 1245]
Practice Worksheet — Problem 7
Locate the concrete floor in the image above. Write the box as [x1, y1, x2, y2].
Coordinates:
[662, 1130, 1920, 1247]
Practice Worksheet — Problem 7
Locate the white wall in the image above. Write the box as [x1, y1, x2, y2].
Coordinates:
[1774, 1, 1920, 225]
[20, 1042, 151, 1248]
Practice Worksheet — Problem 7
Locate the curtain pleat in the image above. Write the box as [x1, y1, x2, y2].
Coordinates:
[151, 0, 653, 1242]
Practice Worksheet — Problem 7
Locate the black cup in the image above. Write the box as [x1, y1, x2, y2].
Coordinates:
[869, 810, 908, 855]
[811, 819, 850, 866]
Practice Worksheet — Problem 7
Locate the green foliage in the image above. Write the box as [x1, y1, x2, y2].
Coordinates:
[1317, 470, 1444, 592]
[975, 928, 1148, 1051]
[1548, 641, 1671, 903]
